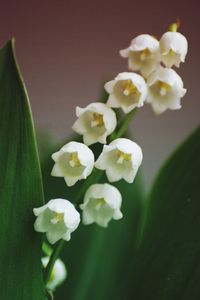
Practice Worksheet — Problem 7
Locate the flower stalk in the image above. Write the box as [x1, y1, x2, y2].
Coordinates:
[110, 108, 137, 141]
[33, 21, 188, 293]
[44, 239, 65, 285]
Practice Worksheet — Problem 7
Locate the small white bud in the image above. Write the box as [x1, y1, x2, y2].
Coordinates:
[80, 183, 123, 227]
[105, 72, 147, 114]
[160, 31, 188, 68]
[33, 199, 80, 244]
[95, 138, 143, 183]
[72, 102, 117, 146]
[51, 142, 94, 186]
[42, 257, 67, 290]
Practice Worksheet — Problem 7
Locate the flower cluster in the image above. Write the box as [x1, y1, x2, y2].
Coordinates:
[118, 25, 187, 114]
[34, 23, 188, 245]
[33, 22, 188, 291]
[34, 105, 143, 245]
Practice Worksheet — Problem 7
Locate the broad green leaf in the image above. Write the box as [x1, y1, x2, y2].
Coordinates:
[0, 40, 46, 299]
[40, 138, 145, 300]
[131, 126, 200, 300]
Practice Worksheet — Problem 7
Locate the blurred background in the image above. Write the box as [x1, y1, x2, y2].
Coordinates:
[0, 0, 199, 186]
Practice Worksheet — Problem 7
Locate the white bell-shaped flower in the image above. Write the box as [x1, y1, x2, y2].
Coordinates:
[42, 257, 67, 291]
[105, 72, 147, 114]
[51, 141, 94, 186]
[80, 183, 123, 227]
[72, 102, 117, 146]
[33, 198, 80, 244]
[146, 67, 186, 114]
[120, 34, 160, 77]
[95, 138, 143, 183]
[160, 31, 188, 68]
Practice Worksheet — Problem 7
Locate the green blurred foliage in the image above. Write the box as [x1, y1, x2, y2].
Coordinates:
[131, 126, 200, 300]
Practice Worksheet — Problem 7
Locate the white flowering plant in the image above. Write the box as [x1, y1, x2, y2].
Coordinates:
[0, 21, 199, 300]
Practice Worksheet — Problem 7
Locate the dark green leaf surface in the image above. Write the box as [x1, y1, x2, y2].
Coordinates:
[0, 40, 46, 299]
[131, 126, 200, 300]
[41, 139, 144, 300]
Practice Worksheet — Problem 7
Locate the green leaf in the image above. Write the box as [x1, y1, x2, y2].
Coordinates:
[40, 139, 145, 300]
[131, 126, 200, 300]
[0, 40, 46, 299]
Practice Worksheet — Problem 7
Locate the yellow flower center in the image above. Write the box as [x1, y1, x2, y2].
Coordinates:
[51, 212, 64, 224]
[96, 198, 105, 209]
[140, 48, 152, 61]
[168, 49, 176, 57]
[91, 113, 104, 128]
[116, 150, 132, 164]
[157, 80, 172, 96]
[69, 152, 81, 167]
[123, 80, 138, 96]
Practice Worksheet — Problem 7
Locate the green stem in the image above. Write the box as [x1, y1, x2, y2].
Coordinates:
[111, 108, 137, 140]
[42, 242, 53, 257]
[44, 239, 65, 284]
[168, 20, 180, 32]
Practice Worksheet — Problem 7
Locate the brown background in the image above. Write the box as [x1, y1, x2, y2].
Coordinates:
[0, 0, 199, 185]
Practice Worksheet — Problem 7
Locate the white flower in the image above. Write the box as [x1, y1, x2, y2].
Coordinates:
[120, 34, 160, 77]
[72, 102, 117, 146]
[80, 183, 123, 227]
[160, 31, 188, 68]
[95, 138, 143, 183]
[146, 67, 187, 114]
[42, 257, 67, 290]
[51, 141, 94, 186]
[33, 199, 80, 244]
[105, 72, 147, 114]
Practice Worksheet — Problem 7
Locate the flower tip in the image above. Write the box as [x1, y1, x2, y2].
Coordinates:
[168, 20, 180, 32]
[114, 211, 123, 220]
[119, 48, 128, 57]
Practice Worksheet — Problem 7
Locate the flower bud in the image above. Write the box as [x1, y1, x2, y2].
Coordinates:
[51, 141, 94, 186]
[146, 67, 186, 114]
[160, 31, 188, 68]
[105, 72, 147, 114]
[80, 183, 123, 227]
[120, 34, 160, 77]
[95, 138, 143, 183]
[42, 257, 67, 290]
[33, 199, 80, 244]
[72, 102, 117, 146]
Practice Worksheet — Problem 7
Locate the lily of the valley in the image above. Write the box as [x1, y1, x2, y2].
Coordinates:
[33, 198, 80, 244]
[120, 34, 160, 77]
[51, 141, 94, 186]
[72, 102, 117, 146]
[105, 72, 147, 114]
[160, 31, 188, 68]
[80, 183, 123, 227]
[95, 138, 143, 183]
[42, 257, 67, 291]
[146, 67, 186, 114]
